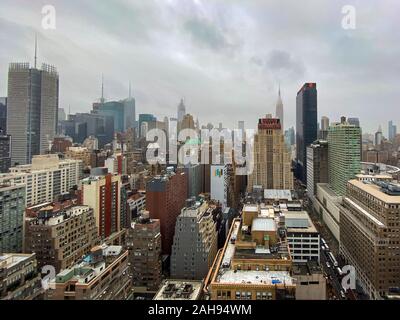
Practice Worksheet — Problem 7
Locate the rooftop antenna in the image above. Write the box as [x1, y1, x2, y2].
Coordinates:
[34, 33, 38, 69]
[129, 81, 132, 99]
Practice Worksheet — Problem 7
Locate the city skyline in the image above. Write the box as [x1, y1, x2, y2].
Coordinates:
[0, 1, 399, 133]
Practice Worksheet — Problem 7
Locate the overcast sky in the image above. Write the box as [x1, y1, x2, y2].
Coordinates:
[0, 0, 399, 134]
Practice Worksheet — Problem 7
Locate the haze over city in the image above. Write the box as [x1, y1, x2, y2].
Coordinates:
[0, 0, 399, 133]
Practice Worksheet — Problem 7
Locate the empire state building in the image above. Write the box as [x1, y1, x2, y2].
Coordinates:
[275, 86, 284, 131]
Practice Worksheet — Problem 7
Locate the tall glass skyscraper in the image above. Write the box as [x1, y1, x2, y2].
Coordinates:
[296, 83, 318, 184]
[7, 63, 59, 165]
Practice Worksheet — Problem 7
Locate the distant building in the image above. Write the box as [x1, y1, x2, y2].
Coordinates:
[319, 116, 329, 140]
[48, 245, 131, 300]
[25, 205, 99, 273]
[0, 183, 25, 253]
[182, 164, 204, 198]
[0, 134, 11, 173]
[80, 173, 123, 239]
[296, 83, 318, 184]
[0, 97, 7, 133]
[51, 136, 73, 153]
[7, 63, 59, 165]
[328, 119, 361, 196]
[65, 146, 92, 166]
[126, 211, 161, 292]
[306, 140, 328, 198]
[275, 86, 284, 130]
[248, 117, 293, 191]
[171, 199, 218, 280]
[177, 98, 186, 123]
[388, 120, 397, 142]
[0, 253, 42, 300]
[0, 154, 82, 207]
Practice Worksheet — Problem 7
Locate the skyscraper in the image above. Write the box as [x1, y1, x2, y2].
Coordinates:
[248, 117, 293, 191]
[320, 116, 329, 140]
[296, 83, 318, 184]
[7, 62, 59, 165]
[306, 140, 328, 199]
[327, 119, 361, 196]
[275, 86, 284, 131]
[388, 120, 397, 141]
[177, 98, 186, 123]
[0, 97, 7, 133]
[375, 125, 383, 147]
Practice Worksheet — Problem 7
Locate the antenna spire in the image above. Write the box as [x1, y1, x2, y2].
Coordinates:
[101, 74, 105, 103]
[129, 81, 132, 99]
[34, 34, 38, 69]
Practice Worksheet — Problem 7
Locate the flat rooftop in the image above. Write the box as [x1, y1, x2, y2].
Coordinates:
[285, 211, 318, 233]
[349, 179, 400, 204]
[217, 270, 293, 286]
[264, 189, 292, 201]
[153, 280, 203, 300]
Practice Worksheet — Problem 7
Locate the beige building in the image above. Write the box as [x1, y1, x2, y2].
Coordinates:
[204, 204, 296, 300]
[154, 279, 203, 300]
[340, 179, 400, 299]
[48, 245, 131, 300]
[0, 154, 82, 206]
[65, 146, 92, 168]
[25, 205, 99, 273]
[80, 174, 122, 239]
[0, 253, 42, 300]
[248, 117, 293, 192]
[293, 261, 326, 300]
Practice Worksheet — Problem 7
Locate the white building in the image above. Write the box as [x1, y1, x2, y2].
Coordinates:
[285, 211, 320, 263]
[0, 154, 82, 206]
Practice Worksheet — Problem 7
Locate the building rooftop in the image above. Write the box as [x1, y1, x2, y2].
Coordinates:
[0, 253, 35, 270]
[252, 218, 276, 232]
[349, 179, 400, 204]
[153, 280, 203, 300]
[264, 189, 292, 201]
[217, 270, 293, 286]
[285, 211, 318, 233]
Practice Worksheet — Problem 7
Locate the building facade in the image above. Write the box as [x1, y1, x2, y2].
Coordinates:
[296, 83, 318, 184]
[7, 63, 59, 165]
[126, 211, 161, 292]
[146, 170, 187, 255]
[0, 183, 25, 253]
[0, 253, 42, 300]
[340, 179, 400, 299]
[80, 173, 122, 239]
[248, 117, 293, 191]
[306, 140, 328, 199]
[171, 199, 218, 280]
[0, 154, 82, 206]
[328, 120, 361, 196]
[25, 205, 99, 273]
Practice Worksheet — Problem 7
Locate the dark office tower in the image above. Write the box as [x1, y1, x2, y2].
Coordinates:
[296, 83, 318, 184]
[0, 97, 7, 133]
[7, 63, 59, 165]
[0, 134, 12, 173]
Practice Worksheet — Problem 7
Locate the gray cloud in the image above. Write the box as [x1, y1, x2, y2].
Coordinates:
[0, 0, 399, 134]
